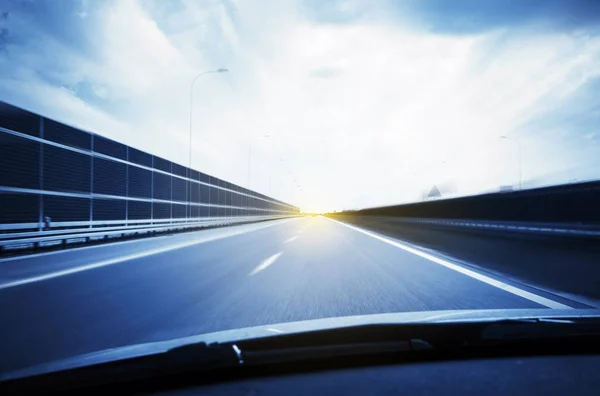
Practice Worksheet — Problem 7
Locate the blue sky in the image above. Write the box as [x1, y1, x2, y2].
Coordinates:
[1, 0, 599, 212]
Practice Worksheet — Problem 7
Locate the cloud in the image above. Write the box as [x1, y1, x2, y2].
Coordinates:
[303, 0, 376, 24]
[0, 28, 7, 53]
[1, 0, 600, 212]
[0, 0, 107, 56]
[309, 67, 343, 79]
[397, 0, 600, 34]
[0, 6, 10, 53]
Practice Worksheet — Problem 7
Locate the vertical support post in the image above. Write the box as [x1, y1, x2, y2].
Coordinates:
[125, 147, 129, 226]
[90, 136, 94, 228]
[517, 142, 522, 190]
[187, 168, 190, 221]
[38, 117, 44, 231]
[151, 156, 154, 225]
[186, 170, 189, 221]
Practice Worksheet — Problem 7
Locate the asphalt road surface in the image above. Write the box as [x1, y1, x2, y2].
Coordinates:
[0, 216, 581, 373]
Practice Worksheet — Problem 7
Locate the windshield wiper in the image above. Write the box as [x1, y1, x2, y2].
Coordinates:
[0, 337, 434, 394]
[165, 341, 242, 368]
[237, 339, 432, 366]
[161, 337, 433, 370]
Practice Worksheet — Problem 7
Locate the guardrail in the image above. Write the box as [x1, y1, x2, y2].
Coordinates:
[329, 215, 600, 239]
[351, 180, 600, 224]
[0, 211, 295, 236]
[0, 215, 296, 254]
[390, 217, 600, 238]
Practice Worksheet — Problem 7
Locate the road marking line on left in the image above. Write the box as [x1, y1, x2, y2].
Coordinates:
[249, 252, 283, 276]
[0, 219, 294, 290]
[328, 218, 573, 310]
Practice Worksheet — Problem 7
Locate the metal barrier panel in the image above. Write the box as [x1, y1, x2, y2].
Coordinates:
[0, 101, 300, 233]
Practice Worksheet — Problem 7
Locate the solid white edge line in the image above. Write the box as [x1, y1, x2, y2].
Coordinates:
[328, 218, 572, 310]
[0, 219, 295, 290]
[249, 252, 283, 276]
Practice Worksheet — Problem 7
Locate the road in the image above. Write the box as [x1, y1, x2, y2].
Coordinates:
[0, 216, 579, 373]
[330, 215, 600, 306]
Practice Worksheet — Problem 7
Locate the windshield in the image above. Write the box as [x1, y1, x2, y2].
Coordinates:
[0, 0, 599, 377]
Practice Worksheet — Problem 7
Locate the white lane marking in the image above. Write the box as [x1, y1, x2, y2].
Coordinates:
[266, 327, 284, 333]
[284, 236, 298, 243]
[297, 229, 304, 234]
[249, 252, 283, 276]
[0, 219, 295, 290]
[329, 218, 572, 310]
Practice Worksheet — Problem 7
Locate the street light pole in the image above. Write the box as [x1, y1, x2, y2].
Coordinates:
[188, 68, 228, 219]
[499, 136, 522, 190]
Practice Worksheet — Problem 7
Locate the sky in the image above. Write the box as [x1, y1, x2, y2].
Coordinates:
[1, 0, 599, 213]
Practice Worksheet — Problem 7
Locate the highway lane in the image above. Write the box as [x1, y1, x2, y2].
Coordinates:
[329, 215, 600, 307]
[0, 216, 564, 373]
[0, 219, 298, 288]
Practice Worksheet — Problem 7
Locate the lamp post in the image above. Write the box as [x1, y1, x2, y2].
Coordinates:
[499, 135, 522, 190]
[187, 68, 228, 219]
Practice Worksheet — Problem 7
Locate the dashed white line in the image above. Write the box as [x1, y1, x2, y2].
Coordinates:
[284, 236, 298, 243]
[328, 218, 572, 310]
[249, 252, 283, 276]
